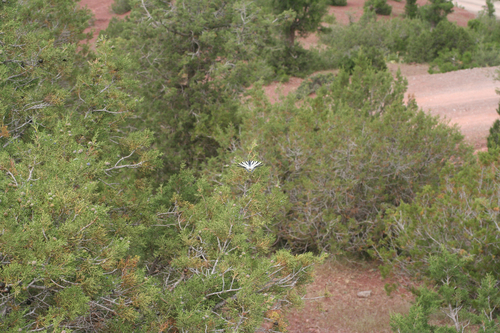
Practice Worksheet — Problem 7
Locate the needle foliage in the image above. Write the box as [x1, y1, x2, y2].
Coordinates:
[0, 2, 320, 331]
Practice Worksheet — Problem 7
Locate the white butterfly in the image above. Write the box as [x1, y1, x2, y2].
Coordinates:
[237, 160, 263, 172]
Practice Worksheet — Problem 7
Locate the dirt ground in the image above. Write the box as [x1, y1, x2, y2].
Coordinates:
[78, 0, 498, 331]
[282, 259, 415, 333]
[403, 65, 499, 152]
[79, 0, 129, 46]
[455, 0, 500, 18]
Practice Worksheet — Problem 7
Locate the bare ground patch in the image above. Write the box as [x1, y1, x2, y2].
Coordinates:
[285, 258, 415, 333]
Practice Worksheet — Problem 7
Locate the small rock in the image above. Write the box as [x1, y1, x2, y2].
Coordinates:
[357, 290, 372, 298]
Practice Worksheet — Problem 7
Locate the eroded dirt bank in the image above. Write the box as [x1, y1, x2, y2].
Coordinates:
[406, 66, 499, 151]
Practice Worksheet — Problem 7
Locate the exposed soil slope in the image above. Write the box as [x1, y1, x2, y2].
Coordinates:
[405, 66, 499, 151]
[455, 0, 500, 18]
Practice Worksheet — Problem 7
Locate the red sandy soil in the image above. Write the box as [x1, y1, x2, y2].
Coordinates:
[283, 259, 415, 333]
[79, 0, 129, 46]
[78, 1, 497, 331]
[403, 65, 499, 152]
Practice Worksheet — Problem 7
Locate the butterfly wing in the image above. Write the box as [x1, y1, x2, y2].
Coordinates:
[236, 160, 263, 172]
[237, 161, 251, 171]
[249, 161, 263, 171]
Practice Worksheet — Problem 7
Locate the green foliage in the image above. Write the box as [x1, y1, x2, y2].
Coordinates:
[0, 1, 162, 330]
[328, 54, 404, 113]
[325, 46, 387, 75]
[371, 147, 500, 332]
[295, 73, 336, 100]
[428, 48, 474, 73]
[267, 44, 318, 79]
[433, 44, 500, 73]
[488, 72, 500, 151]
[390, 288, 442, 333]
[359, 6, 379, 23]
[330, 0, 348, 6]
[373, 158, 499, 279]
[468, 18, 482, 30]
[1, 3, 321, 330]
[475, 274, 500, 332]
[143, 168, 324, 331]
[391, 251, 500, 332]
[2, 0, 92, 45]
[320, 18, 429, 67]
[428, 21, 473, 58]
[487, 119, 500, 150]
[323, 13, 337, 24]
[403, 28, 433, 63]
[111, 0, 132, 14]
[353, 48, 387, 73]
[213, 57, 472, 253]
[364, 0, 393, 15]
[321, 0, 500, 73]
[105, 0, 281, 177]
[271, 0, 329, 45]
[405, 0, 419, 18]
[419, 0, 454, 27]
[471, 42, 500, 67]
[418, 22, 500, 72]
[467, 14, 500, 45]
[485, 0, 496, 18]
[406, 20, 473, 63]
[6, 0, 500, 331]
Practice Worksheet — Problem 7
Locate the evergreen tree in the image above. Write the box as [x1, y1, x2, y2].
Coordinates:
[487, 71, 500, 150]
[487, 118, 500, 149]
[1, 1, 160, 330]
[405, 0, 419, 18]
[105, 0, 281, 177]
[1, 2, 319, 331]
[374, 149, 500, 332]
[364, 0, 393, 16]
[419, 0, 454, 27]
[144, 168, 323, 331]
[485, 0, 496, 18]
[271, 0, 328, 46]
